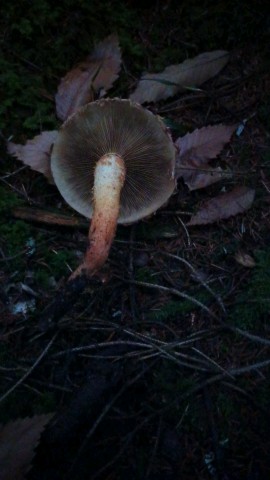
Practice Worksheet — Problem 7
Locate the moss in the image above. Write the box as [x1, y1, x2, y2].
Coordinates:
[229, 249, 270, 329]
[162, 117, 190, 136]
[0, 0, 144, 136]
[0, 218, 32, 275]
[0, 221, 31, 253]
[0, 188, 30, 273]
[0, 186, 23, 213]
[148, 292, 211, 321]
[45, 249, 77, 276]
[34, 247, 78, 287]
[34, 268, 53, 289]
[135, 266, 156, 284]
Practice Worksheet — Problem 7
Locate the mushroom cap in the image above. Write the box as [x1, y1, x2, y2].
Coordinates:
[51, 98, 176, 224]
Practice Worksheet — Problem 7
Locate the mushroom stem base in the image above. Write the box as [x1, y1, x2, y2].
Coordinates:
[71, 153, 126, 278]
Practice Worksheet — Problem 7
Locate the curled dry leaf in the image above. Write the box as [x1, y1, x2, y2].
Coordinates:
[175, 124, 236, 190]
[0, 413, 53, 480]
[235, 252, 256, 268]
[55, 34, 121, 121]
[130, 50, 229, 104]
[187, 186, 255, 226]
[7, 131, 58, 183]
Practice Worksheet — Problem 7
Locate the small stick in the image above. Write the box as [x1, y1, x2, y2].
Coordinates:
[12, 206, 88, 229]
[0, 332, 57, 405]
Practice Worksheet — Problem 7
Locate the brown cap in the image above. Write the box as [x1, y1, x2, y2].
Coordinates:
[51, 99, 176, 224]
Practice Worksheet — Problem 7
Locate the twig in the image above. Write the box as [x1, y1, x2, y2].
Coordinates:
[0, 165, 27, 179]
[191, 347, 234, 378]
[0, 332, 57, 404]
[52, 340, 154, 358]
[152, 358, 270, 418]
[53, 338, 214, 372]
[129, 279, 219, 320]
[175, 215, 191, 246]
[120, 330, 213, 370]
[68, 357, 270, 479]
[227, 326, 270, 346]
[221, 380, 270, 416]
[12, 206, 88, 229]
[137, 348, 211, 372]
[160, 251, 226, 313]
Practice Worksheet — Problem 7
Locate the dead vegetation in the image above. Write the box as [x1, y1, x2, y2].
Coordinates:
[0, 2, 270, 479]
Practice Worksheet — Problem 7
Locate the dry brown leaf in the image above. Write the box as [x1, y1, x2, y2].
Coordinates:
[187, 186, 255, 226]
[0, 413, 53, 480]
[235, 252, 256, 268]
[179, 164, 229, 191]
[176, 124, 236, 164]
[55, 34, 121, 120]
[130, 50, 229, 104]
[7, 131, 58, 183]
[175, 124, 236, 190]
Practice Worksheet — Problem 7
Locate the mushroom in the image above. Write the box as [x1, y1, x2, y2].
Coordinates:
[51, 98, 176, 278]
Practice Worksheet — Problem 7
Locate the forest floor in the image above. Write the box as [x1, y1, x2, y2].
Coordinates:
[0, 2, 270, 479]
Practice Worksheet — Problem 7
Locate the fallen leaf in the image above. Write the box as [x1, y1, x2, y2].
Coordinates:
[175, 124, 236, 190]
[55, 34, 121, 120]
[7, 131, 58, 183]
[130, 50, 229, 104]
[178, 161, 230, 191]
[235, 252, 256, 267]
[0, 414, 53, 480]
[187, 186, 255, 226]
[176, 124, 236, 165]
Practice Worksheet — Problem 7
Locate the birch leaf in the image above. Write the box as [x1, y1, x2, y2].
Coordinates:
[56, 34, 121, 120]
[0, 414, 53, 480]
[175, 124, 236, 190]
[7, 131, 58, 183]
[187, 186, 255, 226]
[130, 50, 229, 104]
[179, 164, 229, 191]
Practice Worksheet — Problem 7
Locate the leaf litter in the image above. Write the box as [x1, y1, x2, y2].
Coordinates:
[6, 37, 252, 228]
[187, 186, 255, 226]
[7, 131, 58, 183]
[2, 7, 270, 478]
[0, 414, 53, 480]
[55, 34, 121, 121]
[130, 50, 229, 104]
[175, 124, 236, 190]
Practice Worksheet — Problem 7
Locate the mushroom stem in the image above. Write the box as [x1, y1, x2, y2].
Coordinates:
[71, 153, 126, 278]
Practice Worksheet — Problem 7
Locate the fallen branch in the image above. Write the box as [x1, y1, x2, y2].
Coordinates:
[12, 206, 88, 229]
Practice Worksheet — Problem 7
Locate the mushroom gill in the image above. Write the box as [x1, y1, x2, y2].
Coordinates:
[51, 99, 176, 277]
